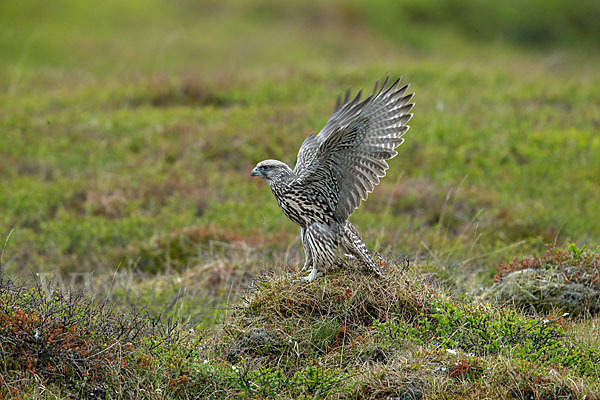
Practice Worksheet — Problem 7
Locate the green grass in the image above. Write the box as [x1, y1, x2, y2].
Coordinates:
[1, 0, 600, 398]
[2, 63, 599, 276]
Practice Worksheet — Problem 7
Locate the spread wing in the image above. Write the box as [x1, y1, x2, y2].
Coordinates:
[293, 76, 414, 222]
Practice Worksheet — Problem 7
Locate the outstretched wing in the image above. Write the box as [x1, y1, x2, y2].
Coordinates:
[293, 77, 414, 222]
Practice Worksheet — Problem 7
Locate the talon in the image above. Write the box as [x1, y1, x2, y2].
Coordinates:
[301, 267, 323, 282]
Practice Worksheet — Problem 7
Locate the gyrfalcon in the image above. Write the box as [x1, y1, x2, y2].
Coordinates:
[251, 77, 414, 281]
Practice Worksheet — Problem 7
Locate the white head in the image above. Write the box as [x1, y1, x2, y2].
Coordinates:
[250, 159, 293, 185]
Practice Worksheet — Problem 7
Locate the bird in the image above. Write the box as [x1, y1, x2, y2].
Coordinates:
[251, 76, 414, 281]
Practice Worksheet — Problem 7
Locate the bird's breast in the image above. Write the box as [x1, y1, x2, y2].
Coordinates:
[271, 185, 335, 227]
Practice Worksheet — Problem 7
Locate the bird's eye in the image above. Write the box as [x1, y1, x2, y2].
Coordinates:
[260, 165, 270, 171]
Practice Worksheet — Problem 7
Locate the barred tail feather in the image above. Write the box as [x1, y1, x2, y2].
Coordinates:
[342, 221, 383, 277]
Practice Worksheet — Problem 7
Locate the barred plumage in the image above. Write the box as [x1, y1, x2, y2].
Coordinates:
[251, 76, 414, 281]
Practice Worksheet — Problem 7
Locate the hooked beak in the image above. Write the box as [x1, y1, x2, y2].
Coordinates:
[251, 167, 260, 177]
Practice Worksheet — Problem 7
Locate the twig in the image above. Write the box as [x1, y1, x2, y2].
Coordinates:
[0, 228, 15, 273]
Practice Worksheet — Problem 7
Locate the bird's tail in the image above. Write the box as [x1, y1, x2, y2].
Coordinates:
[341, 221, 383, 277]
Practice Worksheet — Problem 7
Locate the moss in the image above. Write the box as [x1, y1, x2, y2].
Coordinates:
[310, 318, 341, 353]
[226, 327, 285, 362]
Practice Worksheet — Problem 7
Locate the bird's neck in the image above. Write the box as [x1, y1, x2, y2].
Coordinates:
[267, 170, 295, 191]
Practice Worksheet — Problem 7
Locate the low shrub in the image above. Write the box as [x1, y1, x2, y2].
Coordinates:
[0, 274, 209, 398]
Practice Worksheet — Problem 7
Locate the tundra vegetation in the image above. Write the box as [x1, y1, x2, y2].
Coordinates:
[1, 0, 599, 398]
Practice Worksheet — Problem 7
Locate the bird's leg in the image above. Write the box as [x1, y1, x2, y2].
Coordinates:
[300, 227, 313, 272]
[302, 259, 311, 272]
[301, 266, 323, 282]
[299, 223, 336, 281]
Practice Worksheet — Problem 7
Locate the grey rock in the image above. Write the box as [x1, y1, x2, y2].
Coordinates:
[480, 268, 600, 316]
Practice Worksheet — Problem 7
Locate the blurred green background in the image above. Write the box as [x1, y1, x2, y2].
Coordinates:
[2, 0, 600, 85]
[1, 0, 599, 321]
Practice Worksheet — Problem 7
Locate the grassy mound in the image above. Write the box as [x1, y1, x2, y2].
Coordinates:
[212, 266, 600, 399]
